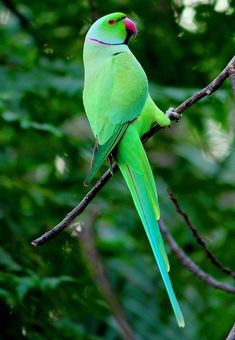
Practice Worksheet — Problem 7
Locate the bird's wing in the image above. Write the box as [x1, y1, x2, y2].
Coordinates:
[84, 51, 148, 184]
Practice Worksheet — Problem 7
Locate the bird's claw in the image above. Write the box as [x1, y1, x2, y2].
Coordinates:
[166, 107, 182, 122]
[107, 154, 114, 175]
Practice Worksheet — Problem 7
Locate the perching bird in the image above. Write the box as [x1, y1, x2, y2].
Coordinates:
[83, 12, 184, 327]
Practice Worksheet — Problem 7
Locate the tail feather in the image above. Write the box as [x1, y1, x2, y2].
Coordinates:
[140, 154, 170, 272]
[117, 136, 185, 327]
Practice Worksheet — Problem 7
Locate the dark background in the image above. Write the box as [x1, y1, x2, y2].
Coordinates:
[0, 0, 235, 339]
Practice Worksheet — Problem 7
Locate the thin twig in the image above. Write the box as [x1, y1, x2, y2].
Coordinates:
[228, 62, 235, 98]
[74, 213, 135, 340]
[158, 220, 235, 294]
[226, 323, 235, 340]
[31, 56, 235, 247]
[168, 190, 235, 280]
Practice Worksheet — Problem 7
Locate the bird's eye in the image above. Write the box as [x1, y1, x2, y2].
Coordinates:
[108, 19, 115, 25]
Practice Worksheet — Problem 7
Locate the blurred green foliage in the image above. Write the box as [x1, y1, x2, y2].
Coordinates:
[0, 0, 235, 339]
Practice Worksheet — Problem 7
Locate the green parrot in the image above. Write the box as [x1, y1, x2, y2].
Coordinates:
[83, 12, 185, 327]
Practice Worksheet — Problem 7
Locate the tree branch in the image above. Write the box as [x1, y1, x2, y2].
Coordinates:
[158, 220, 235, 294]
[31, 55, 235, 247]
[73, 212, 135, 340]
[142, 55, 235, 141]
[228, 62, 235, 98]
[168, 190, 235, 280]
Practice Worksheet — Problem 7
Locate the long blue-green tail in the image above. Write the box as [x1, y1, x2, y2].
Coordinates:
[117, 133, 185, 327]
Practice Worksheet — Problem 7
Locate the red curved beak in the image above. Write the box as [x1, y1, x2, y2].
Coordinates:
[124, 17, 137, 36]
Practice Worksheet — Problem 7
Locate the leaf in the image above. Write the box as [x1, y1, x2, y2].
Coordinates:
[16, 276, 38, 300]
[0, 247, 22, 272]
[0, 288, 14, 305]
[2, 111, 20, 122]
[39, 276, 76, 290]
[20, 121, 62, 137]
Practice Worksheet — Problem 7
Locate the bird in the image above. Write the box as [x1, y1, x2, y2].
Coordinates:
[82, 12, 185, 327]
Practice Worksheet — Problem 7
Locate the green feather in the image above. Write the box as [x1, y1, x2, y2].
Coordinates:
[84, 124, 128, 185]
[83, 47, 148, 182]
[83, 49, 148, 145]
[117, 131, 184, 328]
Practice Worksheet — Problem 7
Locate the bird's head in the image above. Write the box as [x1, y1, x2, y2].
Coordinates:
[86, 12, 137, 45]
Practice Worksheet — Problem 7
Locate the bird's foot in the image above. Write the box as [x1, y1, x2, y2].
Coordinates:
[107, 154, 114, 175]
[166, 107, 182, 122]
